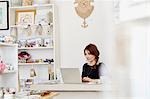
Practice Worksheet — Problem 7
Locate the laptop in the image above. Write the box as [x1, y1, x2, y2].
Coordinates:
[60, 68, 82, 84]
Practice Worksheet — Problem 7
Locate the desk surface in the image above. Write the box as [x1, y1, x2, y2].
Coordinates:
[31, 83, 104, 92]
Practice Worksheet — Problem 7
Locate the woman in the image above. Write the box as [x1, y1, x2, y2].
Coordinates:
[82, 44, 106, 82]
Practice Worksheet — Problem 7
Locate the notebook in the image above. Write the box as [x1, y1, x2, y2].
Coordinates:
[60, 68, 82, 84]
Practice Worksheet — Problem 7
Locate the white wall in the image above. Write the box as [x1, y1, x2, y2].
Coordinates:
[120, 0, 149, 22]
[52, 0, 115, 71]
[147, 19, 150, 98]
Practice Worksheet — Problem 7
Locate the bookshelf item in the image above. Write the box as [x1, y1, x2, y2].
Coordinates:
[16, 9, 36, 25]
[22, 0, 33, 6]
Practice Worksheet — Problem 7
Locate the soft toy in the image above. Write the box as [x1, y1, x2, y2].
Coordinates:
[18, 51, 31, 63]
[4, 36, 14, 43]
[0, 60, 6, 73]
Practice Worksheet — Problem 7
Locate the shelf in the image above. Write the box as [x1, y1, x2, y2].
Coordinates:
[17, 35, 53, 40]
[10, 23, 53, 28]
[18, 63, 50, 66]
[1, 70, 17, 74]
[10, 4, 54, 9]
[0, 42, 18, 47]
[18, 46, 53, 50]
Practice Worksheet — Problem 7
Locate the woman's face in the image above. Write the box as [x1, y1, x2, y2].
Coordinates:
[84, 50, 96, 63]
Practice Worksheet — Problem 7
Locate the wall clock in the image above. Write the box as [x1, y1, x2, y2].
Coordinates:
[74, 0, 94, 28]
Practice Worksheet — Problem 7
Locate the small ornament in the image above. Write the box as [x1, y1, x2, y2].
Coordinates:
[35, 24, 43, 35]
[30, 68, 36, 77]
[10, 27, 17, 38]
[22, 0, 33, 6]
[46, 23, 53, 36]
[74, 0, 94, 28]
[25, 25, 32, 36]
[0, 57, 6, 73]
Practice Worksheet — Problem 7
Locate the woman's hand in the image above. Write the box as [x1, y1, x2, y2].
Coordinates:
[82, 77, 94, 82]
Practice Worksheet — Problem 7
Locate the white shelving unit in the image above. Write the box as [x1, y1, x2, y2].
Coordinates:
[9, 3, 57, 86]
[0, 43, 18, 91]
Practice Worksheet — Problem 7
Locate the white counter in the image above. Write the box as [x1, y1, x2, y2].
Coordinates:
[30, 83, 107, 99]
[31, 83, 103, 92]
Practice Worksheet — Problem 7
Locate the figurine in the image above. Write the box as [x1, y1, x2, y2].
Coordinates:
[22, 0, 33, 6]
[0, 58, 6, 73]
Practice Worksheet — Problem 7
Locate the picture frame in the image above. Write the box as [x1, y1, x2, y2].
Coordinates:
[0, 1, 9, 30]
[16, 9, 36, 25]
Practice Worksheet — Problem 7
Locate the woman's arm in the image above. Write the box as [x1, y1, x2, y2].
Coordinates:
[82, 77, 101, 83]
[82, 76, 93, 82]
[82, 64, 88, 81]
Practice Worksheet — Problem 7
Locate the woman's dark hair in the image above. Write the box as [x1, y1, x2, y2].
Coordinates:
[84, 44, 100, 64]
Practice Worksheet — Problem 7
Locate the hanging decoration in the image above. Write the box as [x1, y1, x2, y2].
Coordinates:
[35, 24, 43, 35]
[30, 67, 36, 77]
[25, 25, 32, 36]
[74, 0, 94, 28]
